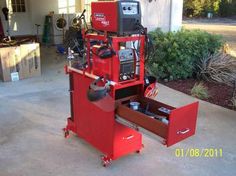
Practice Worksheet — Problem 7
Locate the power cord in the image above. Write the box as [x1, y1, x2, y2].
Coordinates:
[135, 22, 154, 61]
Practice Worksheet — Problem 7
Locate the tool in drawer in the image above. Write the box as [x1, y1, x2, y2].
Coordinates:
[144, 111, 169, 125]
[140, 102, 169, 124]
[158, 107, 171, 114]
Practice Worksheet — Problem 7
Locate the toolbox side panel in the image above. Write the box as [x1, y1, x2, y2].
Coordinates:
[72, 72, 115, 156]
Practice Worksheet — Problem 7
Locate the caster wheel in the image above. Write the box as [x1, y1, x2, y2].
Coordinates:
[136, 150, 141, 154]
[101, 156, 112, 167]
[102, 161, 109, 167]
[64, 131, 69, 138]
[63, 128, 70, 138]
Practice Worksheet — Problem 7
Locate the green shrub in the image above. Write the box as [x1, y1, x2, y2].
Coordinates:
[183, 0, 236, 17]
[219, 0, 236, 17]
[191, 82, 209, 99]
[183, 0, 204, 17]
[183, 0, 221, 17]
[147, 29, 223, 80]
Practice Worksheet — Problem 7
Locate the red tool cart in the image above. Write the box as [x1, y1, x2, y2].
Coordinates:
[63, 0, 199, 166]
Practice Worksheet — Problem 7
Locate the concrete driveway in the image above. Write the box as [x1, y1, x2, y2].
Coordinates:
[0, 47, 236, 176]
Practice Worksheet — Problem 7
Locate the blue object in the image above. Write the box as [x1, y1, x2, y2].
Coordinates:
[57, 45, 65, 54]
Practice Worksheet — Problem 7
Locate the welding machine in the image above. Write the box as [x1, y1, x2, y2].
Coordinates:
[63, 0, 199, 167]
[92, 45, 137, 82]
[91, 0, 141, 35]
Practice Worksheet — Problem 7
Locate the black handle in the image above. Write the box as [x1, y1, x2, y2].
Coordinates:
[78, 9, 86, 20]
[2, 7, 9, 21]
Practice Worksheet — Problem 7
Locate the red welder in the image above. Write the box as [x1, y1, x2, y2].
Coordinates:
[64, 0, 199, 167]
[91, 0, 141, 35]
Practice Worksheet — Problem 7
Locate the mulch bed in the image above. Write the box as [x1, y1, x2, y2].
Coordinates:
[161, 79, 235, 110]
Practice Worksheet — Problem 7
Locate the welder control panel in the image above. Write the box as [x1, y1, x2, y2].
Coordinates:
[118, 49, 136, 81]
[121, 2, 139, 15]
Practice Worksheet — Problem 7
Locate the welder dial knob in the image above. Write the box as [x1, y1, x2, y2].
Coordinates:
[123, 7, 126, 10]
[122, 75, 128, 80]
[128, 7, 132, 10]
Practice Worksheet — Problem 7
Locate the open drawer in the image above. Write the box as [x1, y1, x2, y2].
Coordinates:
[116, 97, 199, 147]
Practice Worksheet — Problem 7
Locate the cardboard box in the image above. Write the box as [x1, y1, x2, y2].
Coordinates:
[0, 43, 41, 82]
[20, 43, 41, 78]
[0, 46, 24, 82]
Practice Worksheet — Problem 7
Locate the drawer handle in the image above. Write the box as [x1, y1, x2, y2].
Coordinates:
[177, 128, 190, 135]
[123, 135, 134, 140]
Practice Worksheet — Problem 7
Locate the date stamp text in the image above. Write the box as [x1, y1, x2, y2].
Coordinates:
[175, 148, 223, 158]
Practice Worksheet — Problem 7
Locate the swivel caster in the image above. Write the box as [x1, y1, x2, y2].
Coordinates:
[101, 155, 112, 167]
[63, 128, 70, 138]
[136, 144, 144, 154]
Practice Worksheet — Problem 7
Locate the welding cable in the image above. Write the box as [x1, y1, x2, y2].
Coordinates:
[90, 44, 116, 59]
[134, 23, 145, 57]
[145, 34, 154, 61]
[135, 22, 154, 61]
[131, 23, 143, 59]
[135, 23, 146, 35]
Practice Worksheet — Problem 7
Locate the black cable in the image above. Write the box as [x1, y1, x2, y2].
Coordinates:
[135, 23, 155, 61]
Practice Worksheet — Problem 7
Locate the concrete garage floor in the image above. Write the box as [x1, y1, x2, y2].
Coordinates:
[0, 46, 236, 176]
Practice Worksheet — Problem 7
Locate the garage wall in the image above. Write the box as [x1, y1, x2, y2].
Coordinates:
[0, 0, 82, 36]
[28, 0, 59, 35]
[0, 0, 183, 36]
[0, 0, 32, 36]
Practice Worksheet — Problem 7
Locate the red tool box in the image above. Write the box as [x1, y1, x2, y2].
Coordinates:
[64, 0, 198, 167]
[64, 34, 198, 166]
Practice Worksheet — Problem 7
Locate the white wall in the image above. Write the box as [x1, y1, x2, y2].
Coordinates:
[140, 0, 183, 32]
[170, 0, 183, 31]
[28, 0, 59, 35]
[140, 0, 171, 32]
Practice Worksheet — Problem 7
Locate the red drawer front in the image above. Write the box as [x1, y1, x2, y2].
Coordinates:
[113, 122, 142, 159]
[116, 97, 199, 147]
[167, 102, 199, 147]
